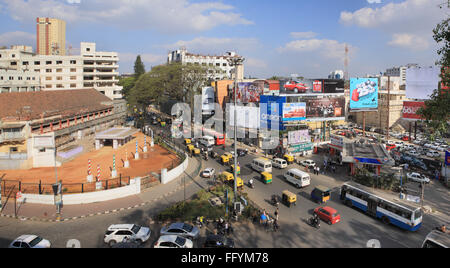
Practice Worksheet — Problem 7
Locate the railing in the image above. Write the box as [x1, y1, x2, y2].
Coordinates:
[0, 152, 27, 160]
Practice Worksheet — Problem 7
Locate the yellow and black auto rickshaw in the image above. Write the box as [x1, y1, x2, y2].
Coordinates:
[220, 172, 244, 189]
[261, 172, 272, 184]
[310, 185, 331, 204]
[187, 144, 194, 153]
[282, 190, 297, 207]
[230, 164, 241, 175]
[220, 152, 233, 165]
[184, 138, 191, 145]
[283, 154, 294, 165]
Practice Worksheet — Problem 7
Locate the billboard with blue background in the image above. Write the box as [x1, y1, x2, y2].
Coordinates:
[260, 95, 286, 130]
[350, 78, 378, 111]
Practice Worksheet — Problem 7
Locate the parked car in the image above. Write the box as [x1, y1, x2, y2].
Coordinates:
[202, 168, 215, 178]
[300, 160, 316, 168]
[237, 148, 248, 157]
[426, 151, 440, 158]
[160, 223, 199, 239]
[313, 206, 341, 225]
[9, 235, 51, 248]
[104, 224, 151, 247]
[203, 234, 235, 248]
[407, 172, 430, 184]
[154, 235, 193, 248]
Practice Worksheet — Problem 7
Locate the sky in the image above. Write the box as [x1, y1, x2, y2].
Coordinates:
[0, 0, 447, 78]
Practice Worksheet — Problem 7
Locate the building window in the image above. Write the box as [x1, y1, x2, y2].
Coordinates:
[56, 84, 63, 88]
[11, 62, 17, 66]
[70, 76, 76, 80]
[46, 61, 52, 65]
[56, 61, 63, 65]
[34, 69, 40, 72]
[86, 48, 91, 52]
[70, 60, 76, 64]
[9, 147, 18, 153]
[70, 68, 76, 72]
[46, 77, 52, 81]
[34, 61, 40, 65]
[9, 76, 13, 80]
[46, 69, 52, 73]
[70, 84, 76, 88]
[45, 84, 52, 88]
[18, 77, 22, 80]
[12, 54, 15, 58]
[23, 61, 29, 65]
[56, 68, 62, 73]
[56, 76, 62, 81]
[223, 63, 227, 66]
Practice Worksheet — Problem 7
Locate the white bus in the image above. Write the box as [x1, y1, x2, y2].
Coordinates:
[251, 158, 272, 173]
[421, 230, 449, 248]
[199, 136, 215, 147]
[340, 181, 422, 231]
[283, 169, 310, 188]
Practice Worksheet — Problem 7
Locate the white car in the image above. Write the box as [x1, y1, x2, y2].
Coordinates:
[426, 151, 440, 158]
[407, 151, 421, 157]
[394, 141, 404, 147]
[9, 235, 51, 248]
[104, 224, 151, 247]
[424, 143, 433, 149]
[413, 139, 422, 145]
[300, 160, 316, 168]
[154, 235, 193, 248]
[407, 172, 430, 184]
[202, 168, 215, 178]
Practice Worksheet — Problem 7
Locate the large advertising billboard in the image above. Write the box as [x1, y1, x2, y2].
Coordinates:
[280, 79, 344, 95]
[288, 129, 310, 145]
[402, 101, 425, 120]
[235, 82, 264, 103]
[229, 105, 260, 129]
[282, 103, 306, 121]
[406, 66, 440, 100]
[350, 78, 378, 111]
[260, 95, 286, 130]
[305, 97, 345, 120]
[202, 87, 215, 115]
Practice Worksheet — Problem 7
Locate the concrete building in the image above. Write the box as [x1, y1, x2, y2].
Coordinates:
[328, 70, 344, 79]
[0, 43, 122, 100]
[0, 68, 41, 93]
[384, 64, 419, 86]
[36, 17, 66, 56]
[0, 89, 126, 170]
[167, 47, 244, 80]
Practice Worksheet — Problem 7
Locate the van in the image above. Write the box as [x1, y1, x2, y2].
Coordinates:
[251, 158, 272, 173]
[284, 168, 310, 188]
[200, 136, 215, 147]
[272, 158, 287, 169]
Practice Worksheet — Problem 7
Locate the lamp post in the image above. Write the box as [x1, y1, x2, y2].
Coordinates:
[227, 55, 245, 205]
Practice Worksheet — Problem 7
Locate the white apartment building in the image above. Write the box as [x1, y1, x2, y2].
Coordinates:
[328, 70, 344, 79]
[0, 43, 122, 100]
[167, 47, 244, 80]
[0, 68, 41, 93]
[384, 64, 418, 86]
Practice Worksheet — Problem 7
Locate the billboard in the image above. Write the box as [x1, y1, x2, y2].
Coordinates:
[229, 105, 260, 129]
[402, 101, 425, 120]
[235, 82, 264, 103]
[305, 97, 345, 120]
[330, 134, 344, 150]
[202, 87, 215, 115]
[350, 78, 378, 111]
[282, 103, 306, 121]
[446, 151, 450, 166]
[288, 129, 310, 145]
[280, 79, 344, 94]
[260, 95, 286, 130]
[406, 66, 440, 100]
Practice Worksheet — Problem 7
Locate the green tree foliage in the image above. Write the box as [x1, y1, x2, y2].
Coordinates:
[417, 17, 450, 137]
[118, 76, 136, 99]
[134, 55, 146, 79]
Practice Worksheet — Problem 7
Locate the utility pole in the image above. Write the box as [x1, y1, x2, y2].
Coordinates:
[386, 76, 390, 140]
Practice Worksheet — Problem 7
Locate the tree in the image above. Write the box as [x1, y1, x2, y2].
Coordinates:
[417, 17, 450, 138]
[118, 76, 136, 100]
[134, 55, 146, 79]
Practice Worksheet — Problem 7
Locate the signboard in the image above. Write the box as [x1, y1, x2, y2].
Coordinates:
[446, 151, 450, 166]
[33, 135, 55, 148]
[288, 129, 310, 145]
[260, 95, 286, 130]
[406, 66, 440, 100]
[289, 142, 314, 153]
[201, 87, 215, 115]
[280, 79, 344, 94]
[282, 103, 306, 121]
[305, 97, 345, 120]
[330, 134, 344, 150]
[235, 82, 264, 103]
[350, 78, 378, 111]
[229, 105, 260, 129]
[402, 101, 425, 120]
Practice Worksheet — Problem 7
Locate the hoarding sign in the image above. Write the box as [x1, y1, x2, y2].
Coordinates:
[282, 103, 306, 121]
[350, 78, 378, 110]
[289, 142, 314, 153]
[288, 129, 310, 145]
[201, 87, 215, 115]
[229, 105, 260, 129]
[330, 134, 344, 150]
[406, 66, 440, 100]
[260, 95, 286, 130]
[305, 97, 345, 120]
[445, 151, 449, 166]
[280, 79, 345, 94]
[235, 82, 264, 103]
[402, 101, 425, 120]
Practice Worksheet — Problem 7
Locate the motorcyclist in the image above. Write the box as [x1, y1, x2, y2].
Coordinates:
[249, 178, 254, 188]
[313, 213, 320, 226]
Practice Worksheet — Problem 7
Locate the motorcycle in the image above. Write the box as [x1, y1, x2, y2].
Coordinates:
[308, 216, 321, 229]
[248, 181, 255, 189]
[271, 195, 279, 208]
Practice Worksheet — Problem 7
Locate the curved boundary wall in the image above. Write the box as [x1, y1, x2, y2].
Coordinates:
[161, 153, 189, 185]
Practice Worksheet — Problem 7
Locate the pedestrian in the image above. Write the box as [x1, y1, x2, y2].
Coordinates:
[273, 219, 279, 232]
[274, 208, 279, 221]
[224, 221, 229, 235]
[317, 166, 320, 175]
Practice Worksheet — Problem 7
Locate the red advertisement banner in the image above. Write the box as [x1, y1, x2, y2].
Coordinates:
[402, 101, 425, 120]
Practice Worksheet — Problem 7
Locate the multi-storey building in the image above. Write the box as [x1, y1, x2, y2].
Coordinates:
[0, 68, 41, 93]
[0, 43, 122, 100]
[36, 17, 66, 56]
[384, 64, 419, 86]
[167, 47, 244, 80]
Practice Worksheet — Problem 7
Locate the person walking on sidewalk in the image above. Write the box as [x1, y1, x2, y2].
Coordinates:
[317, 166, 320, 175]
[274, 208, 279, 221]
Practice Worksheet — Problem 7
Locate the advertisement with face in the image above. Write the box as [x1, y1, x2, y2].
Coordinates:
[305, 97, 345, 120]
[235, 82, 264, 103]
[282, 102, 306, 121]
[350, 78, 378, 110]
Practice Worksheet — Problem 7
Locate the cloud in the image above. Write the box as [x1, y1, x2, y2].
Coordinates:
[0, 31, 35, 48]
[290, 31, 317, 39]
[279, 39, 356, 61]
[2, 0, 253, 34]
[118, 52, 166, 68]
[164, 37, 261, 55]
[388, 33, 429, 50]
[367, 0, 381, 3]
[245, 58, 268, 68]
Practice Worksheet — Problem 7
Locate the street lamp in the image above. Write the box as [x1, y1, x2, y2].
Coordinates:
[227, 55, 245, 206]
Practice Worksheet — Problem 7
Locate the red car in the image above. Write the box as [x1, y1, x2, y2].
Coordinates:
[284, 81, 309, 93]
[314, 206, 341, 225]
[402, 136, 410, 141]
[385, 144, 396, 151]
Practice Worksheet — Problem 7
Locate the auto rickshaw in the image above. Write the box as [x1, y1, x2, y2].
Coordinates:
[184, 138, 191, 145]
[284, 154, 294, 165]
[282, 190, 297, 207]
[160, 121, 166, 127]
[220, 172, 243, 188]
[220, 152, 233, 165]
[230, 164, 240, 175]
[193, 147, 201, 156]
[261, 172, 272, 184]
[310, 185, 331, 204]
[187, 144, 195, 153]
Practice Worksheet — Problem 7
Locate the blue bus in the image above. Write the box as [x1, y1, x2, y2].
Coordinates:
[340, 182, 422, 231]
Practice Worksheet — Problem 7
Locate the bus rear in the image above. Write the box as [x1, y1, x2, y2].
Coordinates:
[215, 134, 225, 145]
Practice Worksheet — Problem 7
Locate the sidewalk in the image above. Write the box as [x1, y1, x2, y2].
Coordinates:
[0, 156, 202, 222]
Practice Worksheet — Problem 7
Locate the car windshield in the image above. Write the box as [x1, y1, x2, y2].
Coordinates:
[131, 225, 141, 234]
[175, 236, 186, 246]
[182, 224, 193, 232]
[28, 237, 43, 247]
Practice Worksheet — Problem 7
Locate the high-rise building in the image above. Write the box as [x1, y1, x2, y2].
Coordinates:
[36, 17, 66, 56]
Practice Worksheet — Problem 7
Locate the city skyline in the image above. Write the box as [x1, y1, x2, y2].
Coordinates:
[0, 0, 446, 78]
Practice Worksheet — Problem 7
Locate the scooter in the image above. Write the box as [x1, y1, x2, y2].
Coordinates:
[308, 216, 321, 229]
[271, 196, 279, 208]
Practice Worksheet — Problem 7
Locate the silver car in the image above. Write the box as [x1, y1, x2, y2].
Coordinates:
[160, 223, 199, 239]
[9, 235, 51, 248]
